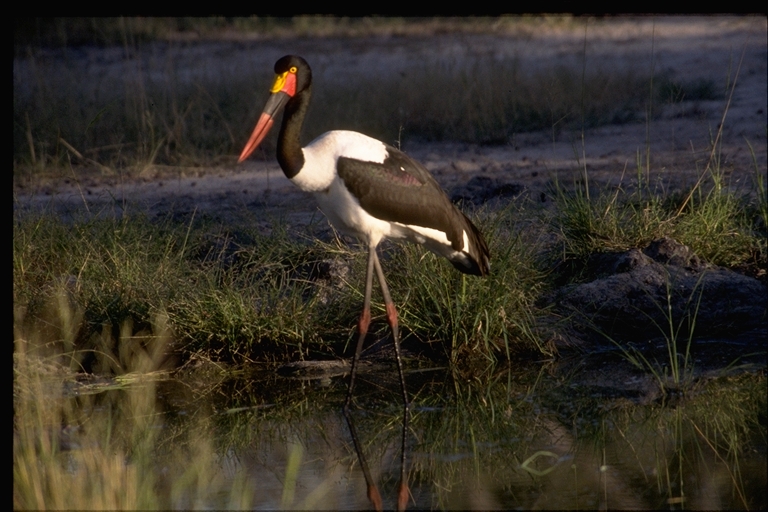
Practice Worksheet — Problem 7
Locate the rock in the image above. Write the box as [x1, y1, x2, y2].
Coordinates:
[643, 236, 709, 270]
[554, 238, 767, 345]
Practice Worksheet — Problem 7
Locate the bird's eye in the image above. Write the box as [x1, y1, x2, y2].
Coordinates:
[289, 66, 298, 73]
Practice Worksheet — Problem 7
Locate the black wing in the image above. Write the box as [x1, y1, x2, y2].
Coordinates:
[337, 144, 489, 275]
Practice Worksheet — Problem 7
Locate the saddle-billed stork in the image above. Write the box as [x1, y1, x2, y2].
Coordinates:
[238, 55, 490, 413]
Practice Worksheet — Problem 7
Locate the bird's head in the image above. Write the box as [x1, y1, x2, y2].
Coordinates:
[238, 55, 312, 163]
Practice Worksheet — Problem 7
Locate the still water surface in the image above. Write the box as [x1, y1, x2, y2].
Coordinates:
[15, 353, 767, 510]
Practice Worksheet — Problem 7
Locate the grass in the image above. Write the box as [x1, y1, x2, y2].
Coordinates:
[391, 204, 549, 365]
[13, 331, 259, 509]
[15, 17, 662, 175]
[549, 160, 766, 280]
[318, 58, 649, 146]
[14, 171, 764, 506]
[13, 16, 590, 52]
[13, 205, 548, 367]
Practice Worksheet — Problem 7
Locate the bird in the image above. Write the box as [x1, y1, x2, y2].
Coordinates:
[238, 55, 490, 412]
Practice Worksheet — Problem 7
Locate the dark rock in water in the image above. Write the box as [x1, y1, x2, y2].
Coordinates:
[554, 237, 767, 346]
[451, 176, 523, 206]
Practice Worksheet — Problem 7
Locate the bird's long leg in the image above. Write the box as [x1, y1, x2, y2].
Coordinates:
[372, 251, 409, 408]
[372, 250, 411, 511]
[345, 243, 376, 411]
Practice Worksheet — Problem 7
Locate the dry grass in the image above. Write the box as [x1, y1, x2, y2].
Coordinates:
[14, 17, 658, 176]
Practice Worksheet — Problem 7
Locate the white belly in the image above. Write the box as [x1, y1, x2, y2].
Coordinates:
[313, 176, 394, 246]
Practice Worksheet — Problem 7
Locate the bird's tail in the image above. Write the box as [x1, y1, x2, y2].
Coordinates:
[453, 211, 490, 276]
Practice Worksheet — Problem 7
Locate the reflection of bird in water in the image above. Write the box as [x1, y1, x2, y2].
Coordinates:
[343, 402, 409, 511]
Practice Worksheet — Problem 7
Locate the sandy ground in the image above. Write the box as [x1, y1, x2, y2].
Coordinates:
[14, 16, 767, 226]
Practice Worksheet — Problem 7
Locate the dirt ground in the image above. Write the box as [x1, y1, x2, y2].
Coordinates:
[14, 16, 767, 225]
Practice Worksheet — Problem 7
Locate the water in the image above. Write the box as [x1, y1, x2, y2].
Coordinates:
[14, 352, 766, 510]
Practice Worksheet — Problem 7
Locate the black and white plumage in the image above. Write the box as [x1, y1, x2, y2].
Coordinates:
[238, 55, 490, 413]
